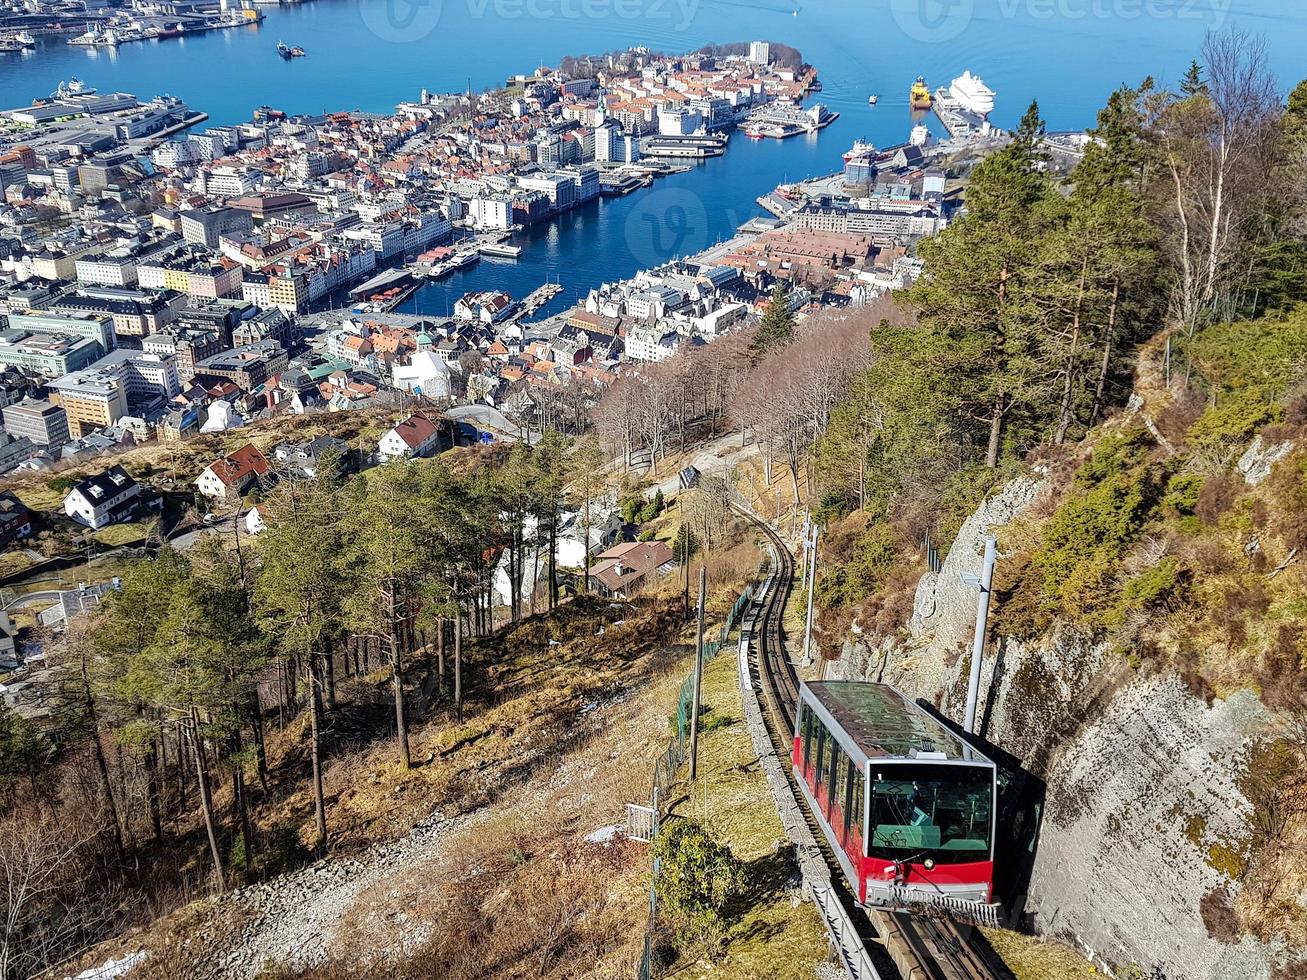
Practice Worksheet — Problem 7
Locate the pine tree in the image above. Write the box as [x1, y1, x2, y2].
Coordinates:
[752, 284, 795, 352]
[343, 461, 430, 769]
[255, 457, 348, 851]
[909, 101, 1060, 467]
[1180, 59, 1207, 98]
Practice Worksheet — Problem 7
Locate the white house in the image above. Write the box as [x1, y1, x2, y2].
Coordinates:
[63, 465, 141, 529]
[378, 414, 444, 462]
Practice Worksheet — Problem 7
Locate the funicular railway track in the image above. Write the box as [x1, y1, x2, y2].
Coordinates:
[738, 508, 1012, 980]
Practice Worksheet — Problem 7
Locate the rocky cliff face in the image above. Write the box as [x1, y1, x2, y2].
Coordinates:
[832, 478, 1283, 980]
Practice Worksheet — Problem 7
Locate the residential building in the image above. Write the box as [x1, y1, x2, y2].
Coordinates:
[195, 444, 272, 500]
[63, 465, 142, 529]
[271, 436, 351, 479]
[378, 413, 444, 461]
[143, 328, 225, 383]
[0, 492, 33, 548]
[590, 541, 675, 597]
[90, 349, 182, 402]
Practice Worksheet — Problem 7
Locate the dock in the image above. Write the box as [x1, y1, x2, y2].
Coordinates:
[518, 283, 563, 317]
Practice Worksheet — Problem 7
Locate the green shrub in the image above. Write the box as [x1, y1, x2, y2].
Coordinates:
[1163, 473, 1205, 517]
[1075, 428, 1152, 487]
[651, 819, 743, 955]
[46, 475, 77, 493]
[1119, 557, 1186, 613]
[1187, 311, 1307, 399]
[816, 521, 897, 608]
[1037, 466, 1163, 617]
[1187, 390, 1283, 452]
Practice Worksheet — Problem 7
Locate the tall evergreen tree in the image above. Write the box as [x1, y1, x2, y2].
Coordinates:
[909, 101, 1060, 466]
[255, 458, 348, 851]
[752, 284, 796, 352]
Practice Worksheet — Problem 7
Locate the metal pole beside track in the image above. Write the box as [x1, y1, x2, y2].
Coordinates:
[963, 536, 998, 735]
[802, 523, 819, 667]
[689, 565, 706, 779]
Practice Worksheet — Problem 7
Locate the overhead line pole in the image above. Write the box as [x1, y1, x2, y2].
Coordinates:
[689, 566, 707, 779]
[802, 522, 819, 667]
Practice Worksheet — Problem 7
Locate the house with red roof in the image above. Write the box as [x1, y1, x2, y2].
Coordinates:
[378, 413, 446, 462]
[195, 443, 272, 500]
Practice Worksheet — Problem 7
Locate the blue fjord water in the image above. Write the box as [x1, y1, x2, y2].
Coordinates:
[1, 0, 1303, 316]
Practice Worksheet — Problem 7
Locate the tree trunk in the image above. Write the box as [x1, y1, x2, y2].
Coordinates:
[985, 398, 1004, 468]
[1090, 280, 1121, 425]
[323, 635, 336, 709]
[1055, 256, 1089, 446]
[145, 722, 163, 845]
[389, 584, 411, 769]
[308, 648, 327, 851]
[454, 612, 464, 722]
[82, 663, 124, 864]
[436, 618, 446, 691]
[190, 708, 226, 893]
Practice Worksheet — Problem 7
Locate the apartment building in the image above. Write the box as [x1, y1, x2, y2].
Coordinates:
[3, 398, 70, 449]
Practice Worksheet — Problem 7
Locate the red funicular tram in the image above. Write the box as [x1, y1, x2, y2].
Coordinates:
[793, 682, 997, 909]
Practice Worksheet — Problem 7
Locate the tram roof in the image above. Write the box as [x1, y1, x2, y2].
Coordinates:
[801, 682, 992, 766]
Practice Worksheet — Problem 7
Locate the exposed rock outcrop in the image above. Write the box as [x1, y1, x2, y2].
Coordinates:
[832, 477, 1284, 980]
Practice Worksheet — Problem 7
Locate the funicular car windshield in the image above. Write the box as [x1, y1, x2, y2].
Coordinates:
[867, 763, 993, 864]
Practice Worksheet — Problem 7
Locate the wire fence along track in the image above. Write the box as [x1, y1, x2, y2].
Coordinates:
[737, 510, 1011, 980]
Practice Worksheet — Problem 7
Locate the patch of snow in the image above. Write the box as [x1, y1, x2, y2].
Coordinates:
[66, 951, 147, 980]
[583, 824, 622, 844]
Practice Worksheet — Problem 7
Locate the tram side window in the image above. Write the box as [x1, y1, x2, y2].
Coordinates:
[839, 757, 856, 842]
[833, 749, 849, 841]
[831, 747, 841, 825]
[802, 706, 816, 772]
[849, 764, 865, 848]
[815, 726, 826, 794]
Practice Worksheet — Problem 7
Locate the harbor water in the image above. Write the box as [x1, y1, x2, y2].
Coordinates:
[2, 0, 1302, 317]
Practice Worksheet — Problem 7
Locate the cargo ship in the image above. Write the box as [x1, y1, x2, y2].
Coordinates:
[910, 76, 933, 110]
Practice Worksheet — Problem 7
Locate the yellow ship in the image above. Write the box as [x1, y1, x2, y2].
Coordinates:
[910, 75, 933, 110]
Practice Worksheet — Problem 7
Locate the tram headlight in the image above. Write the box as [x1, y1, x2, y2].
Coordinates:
[923, 858, 936, 871]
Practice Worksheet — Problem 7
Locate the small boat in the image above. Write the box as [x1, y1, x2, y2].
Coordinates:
[276, 40, 304, 58]
[743, 124, 765, 140]
[15, 31, 36, 46]
[868, 94, 879, 106]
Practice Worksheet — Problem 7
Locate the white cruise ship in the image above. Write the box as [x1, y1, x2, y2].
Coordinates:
[949, 70, 995, 117]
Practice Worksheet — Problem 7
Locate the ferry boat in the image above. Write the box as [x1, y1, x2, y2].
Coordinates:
[843, 138, 876, 162]
[910, 75, 933, 110]
[479, 241, 523, 259]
